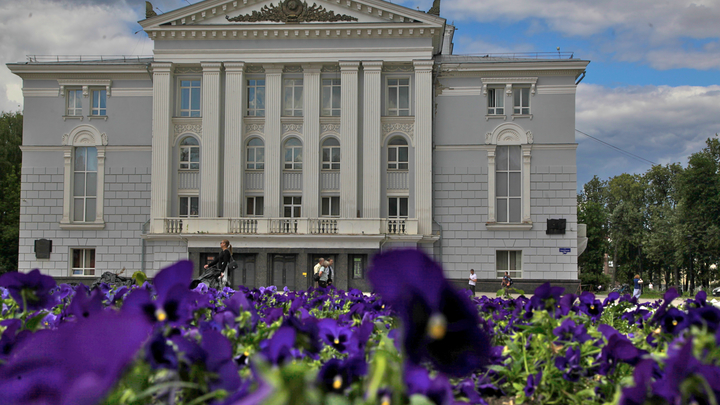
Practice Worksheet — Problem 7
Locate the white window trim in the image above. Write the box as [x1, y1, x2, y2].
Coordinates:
[321, 137, 341, 170]
[177, 76, 202, 118]
[283, 138, 303, 170]
[385, 76, 411, 116]
[388, 196, 409, 219]
[486, 87, 505, 116]
[60, 125, 107, 230]
[246, 137, 265, 170]
[70, 247, 96, 277]
[247, 77, 266, 117]
[512, 86, 531, 117]
[321, 195, 341, 217]
[65, 88, 83, 117]
[321, 78, 341, 117]
[283, 78, 304, 117]
[387, 136, 409, 171]
[90, 88, 108, 118]
[246, 195, 264, 217]
[283, 196, 302, 218]
[179, 195, 200, 218]
[485, 123, 533, 230]
[496, 250, 523, 279]
[482, 78, 537, 121]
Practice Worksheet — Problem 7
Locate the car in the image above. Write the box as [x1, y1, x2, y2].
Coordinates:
[712, 286, 720, 297]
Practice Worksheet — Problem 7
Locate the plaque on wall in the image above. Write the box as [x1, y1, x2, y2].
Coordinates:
[34, 239, 52, 259]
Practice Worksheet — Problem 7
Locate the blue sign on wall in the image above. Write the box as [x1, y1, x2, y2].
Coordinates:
[559, 248, 571, 255]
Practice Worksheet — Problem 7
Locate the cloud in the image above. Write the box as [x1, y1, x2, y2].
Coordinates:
[575, 83, 720, 185]
[442, 0, 720, 70]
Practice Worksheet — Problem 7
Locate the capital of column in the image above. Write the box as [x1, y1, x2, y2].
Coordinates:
[412, 59, 434, 72]
[263, 64, 284, 75]
[339, 61, 360, 71]
[201, 62, 223, 72]
[302, 64, 323, 74]
[362, 61, 383, 72]
[224, 62, 245, 73]
[151, 62, 173, 74]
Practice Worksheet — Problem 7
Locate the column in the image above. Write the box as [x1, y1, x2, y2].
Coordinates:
[302, 65, 321, 218]
[522, 144, 532, 223]
[264, 64, 283, 218]
[413, 60, 434, 235]
[362, 61, 383, 219]
[223, 62, 245, 218]
[487, 146, 496, 222]
[150, 62, 173, 233]
[339, 61, 359, 218]
[200, 62, 223, 218]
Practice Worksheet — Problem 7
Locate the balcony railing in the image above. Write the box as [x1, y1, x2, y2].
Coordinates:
[154, 217, 418, 236]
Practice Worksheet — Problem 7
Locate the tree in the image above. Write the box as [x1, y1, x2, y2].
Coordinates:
[0, 111, 23, 274]
[606, 173, 646, 284]
[577, 176, 610, 289]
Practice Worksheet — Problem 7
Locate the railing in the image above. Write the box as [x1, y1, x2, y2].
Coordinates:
[230, 218, 258, 234]
[166, 218, 184, 234]
[387, 219, 407, 234]
[448, 51, 575, 60]
[311, 219, 338, 234]
[27, 55, 153, 63]
[387, 171, 409, 190]
[321, 171, 340, 190]
[271, 218, 298, 234]
[283, 171, 302, 190]
[178, 170, 199, 190]
[245, 171, 264, 190]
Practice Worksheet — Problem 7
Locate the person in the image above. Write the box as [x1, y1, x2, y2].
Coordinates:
[501, 271, 512, 289]
[318, 259, 329, 288]
[632, 274, 643, 299]
[313, 257, 324, 288]
[468, 269, 477, 296]
[649, 282, 653, 290]
[201, 239, 232, 290]
[326, 259, 334, 286]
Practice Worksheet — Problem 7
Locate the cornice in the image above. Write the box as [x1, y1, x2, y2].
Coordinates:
[20, 145, 152, 152]
[437, 69, 587, 78]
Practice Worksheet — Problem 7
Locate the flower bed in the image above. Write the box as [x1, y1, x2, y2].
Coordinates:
[1, 249, 720, 405]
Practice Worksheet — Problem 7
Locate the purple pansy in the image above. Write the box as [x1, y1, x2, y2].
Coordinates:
[404, 364, 454, 405]
[554, 346, 584, 382]
[524, 370, 542, 398]
[0, 269, 59, 311]
[553, 318, 591, 344]
[317, 355, 367, 393]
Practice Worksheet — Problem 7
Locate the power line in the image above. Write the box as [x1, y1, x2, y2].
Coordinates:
[575, 129, 657, 166]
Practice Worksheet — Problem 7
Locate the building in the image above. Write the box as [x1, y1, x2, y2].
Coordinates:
[8, 0, 589, 291]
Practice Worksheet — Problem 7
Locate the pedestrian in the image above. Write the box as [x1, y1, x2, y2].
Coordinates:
[632, 274, 643, 299]
[326, 259, 334, 286]
[501, 271, 513, 298]
[313, 257, 324, 288]
[203, 239, 232, 289]
[318, 259, 329, 288]
[468, 269, 477, 296]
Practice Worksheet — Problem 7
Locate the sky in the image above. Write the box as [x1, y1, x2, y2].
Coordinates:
[1, 0, 719, 189]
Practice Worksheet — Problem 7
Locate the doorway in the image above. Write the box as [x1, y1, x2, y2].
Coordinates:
[271, 254, 296, 290]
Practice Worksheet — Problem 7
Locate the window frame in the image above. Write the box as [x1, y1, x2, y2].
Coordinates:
[283, 138, 303, 170]
[179, 136, 200, 171]
[72, 146, 98, 223]
[487, 87, 505, 116]
[71, 248, 96, 277]
[247, 78, 266, 117]
[178, 77, 202, 118]
[495, 145, 522, 223]
[387, 136, 409, 171]
[246, 137, 265, 170]
[90, 88, 107, 117]
[513, 86, 531, 115]
[321, 137, 340, 170]
[179, 195, 199, 218]
[66, 88, 83, 116]
[246, 196, 265, 216]
[321, 196, 341, 217]
[388, 197, 409, 219]
[283, 78, 304, 117]
[321, 78, 341, 117]
[283, 196, 302, 218]
[496, 250, 522, 279]
[386, 76, 411, 116]
[350, 254, 366, 279]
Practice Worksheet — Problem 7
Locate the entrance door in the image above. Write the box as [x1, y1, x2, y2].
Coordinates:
[272, 255, 296, 290]
[308, 254, 336, 289]
[230, 255, 256, 289]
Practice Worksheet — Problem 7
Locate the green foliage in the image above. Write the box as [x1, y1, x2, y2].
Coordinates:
[0, 111, 22, 274]
[132, 271, 147, 286]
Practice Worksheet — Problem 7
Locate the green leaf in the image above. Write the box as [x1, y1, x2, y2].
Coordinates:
[132, 271, 147, 285]
[409, 394, 436, 405]
[24, 311, 47, 332]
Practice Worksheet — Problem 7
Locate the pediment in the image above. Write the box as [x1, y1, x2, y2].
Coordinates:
[140, 0, 445, 28]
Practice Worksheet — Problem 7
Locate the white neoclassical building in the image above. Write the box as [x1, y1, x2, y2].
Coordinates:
[9, 0, 589, 291]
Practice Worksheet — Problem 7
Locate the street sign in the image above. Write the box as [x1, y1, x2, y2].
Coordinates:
[559, 248, 571, 255]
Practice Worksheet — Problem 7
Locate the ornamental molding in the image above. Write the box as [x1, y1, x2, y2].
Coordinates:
[382, 65, 413, 73]
[245, 65, 266, 74]
[320, 123, 340, 134]
[174, 123, 202, 143]
[175, 66, 202, 74]
[283, 65, 304, 73]
[62, 124, 108, 146]
[57, 79, 112, 97]
[226, 0, 358, 23]
[382, 122, 414, 136]
[282, 123, 303, 134]
[245, 123, 265, 133]
[485, 122, 533, 145]
[321, 65, 340, 72]
[481, 77, 537, 96]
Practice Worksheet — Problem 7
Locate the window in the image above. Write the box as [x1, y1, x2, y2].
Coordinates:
[247, 79, 265, 116]
[513, 87, 530, 115]
[321, 138, 340, 170]
[350, 255, 366, 279]
[179, 196, 199, 217]
[72, 248, 96, 276]
[387, 78, 410, 116]
[283, 78, 303, 116]
[487, 88, 504, 115]
[496, 250, 522, 279]
[179, 137, 200, 170]
[387, 137, 409, 170]
[284, 138, 302, 170]
[246, 138, 265, 170]
[180, 79, 201, 117]
[283, 196, 302, 218]
[388, 197, 408, 218]
[91, 89, 106, 116]
[66, 89, 83, 116]
[321, 196, 340, 217]
[321, 78, 341, 116]
[73, 146, 97, 222]
[246, 196, 264, 216]
[496, 145, 522, 223]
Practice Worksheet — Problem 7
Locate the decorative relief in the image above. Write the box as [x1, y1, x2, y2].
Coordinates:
[320, 123, 340, 133]
[382, 65, 413, 73]
[485, 132, 492, 144]
[175, 67, 202, 74]
[526, 131, 533, 144]
[226, 0, 358, 23]
[283, 65, 303, 73]
[245, 123, 265, 133]
[382, 122, 414, 136]
[175, 123, 202, 137]
[61, 133, 69, 146]
[321, 65, 340, 72]
[101, 133, 109, 146]
[283, 124, 303, 134]
[246, 66, 265, 74]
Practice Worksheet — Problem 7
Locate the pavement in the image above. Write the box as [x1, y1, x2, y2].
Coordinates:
[473, 292, 693, 307]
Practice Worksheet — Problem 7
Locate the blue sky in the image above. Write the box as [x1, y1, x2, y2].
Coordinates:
[1, 0, 718, 190]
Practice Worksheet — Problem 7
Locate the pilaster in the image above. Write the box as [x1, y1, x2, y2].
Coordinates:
[302, 65, 321, 217]
[339, 61, 360, 218]
[487, 146, 496, 222]
[264, 64, 283, 218]
[413, 60, 434, 235]
[200, 62, 223, 218]
[150, 62, 173, 232]
[362, 61, 383, 219]
[522, 144, 532, 223]
[223, 62, 245, 218]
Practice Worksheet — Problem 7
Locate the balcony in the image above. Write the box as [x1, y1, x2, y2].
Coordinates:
[155, 217, 418, 236]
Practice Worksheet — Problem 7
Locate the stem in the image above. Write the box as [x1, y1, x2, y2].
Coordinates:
[521, 334, 529, 374]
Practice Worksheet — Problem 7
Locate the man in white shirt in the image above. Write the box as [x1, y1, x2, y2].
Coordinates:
[468, 269, 477, 296]
[313, 258, 324, 288]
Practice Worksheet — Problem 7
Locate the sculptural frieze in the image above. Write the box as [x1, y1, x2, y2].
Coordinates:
[226, 0, 358, 23]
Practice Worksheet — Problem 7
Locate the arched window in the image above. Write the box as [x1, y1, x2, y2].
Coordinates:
[246, 138, 265, 170]
[284, 138, 302, 170]
[321, 137, 340, 170]
[73, 146, 98, 222]
[387, 137, 408, 170]
[179, 136, 200, 170]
